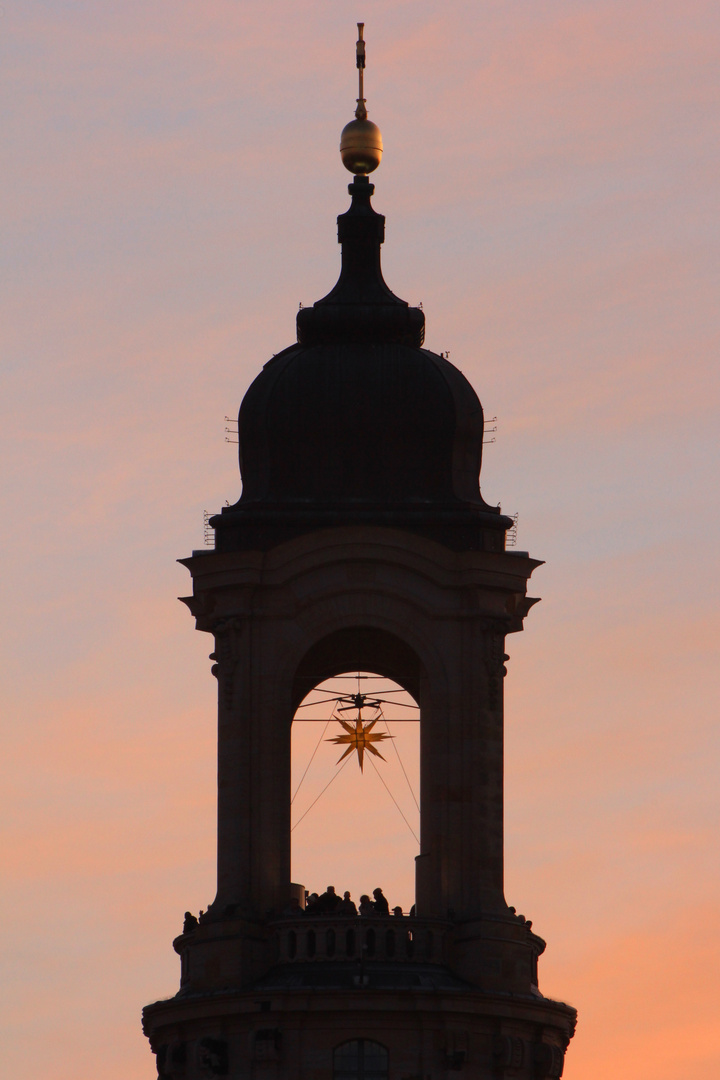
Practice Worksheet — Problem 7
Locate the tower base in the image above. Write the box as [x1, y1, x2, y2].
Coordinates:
[144, 917, 576, 1079]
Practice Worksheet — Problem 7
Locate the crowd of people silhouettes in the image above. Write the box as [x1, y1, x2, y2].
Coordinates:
[181, 885, 412, 934]
[282, 885, 409, 918]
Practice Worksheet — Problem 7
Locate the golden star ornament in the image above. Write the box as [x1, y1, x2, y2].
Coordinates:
[327, 718, 393, 772]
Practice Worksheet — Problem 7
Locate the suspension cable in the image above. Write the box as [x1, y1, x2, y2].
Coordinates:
[295, 696, 348, 709]
[366, 753, 420, 845]
[291, 754, 352, 832]
[382, 714, 420, 812]
[291, 719, 331, 805]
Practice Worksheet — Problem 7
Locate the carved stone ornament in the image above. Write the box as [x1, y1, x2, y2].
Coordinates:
[155, 1043, 169, 1080]
[209, 616, 244, 709]
[534, 1042, 564, 1079]
[482, 619, 510, 709]
[493, 1033, 525, 1070]
[156, 1041, 187, 1079]
[196, 1037, 229, 1077]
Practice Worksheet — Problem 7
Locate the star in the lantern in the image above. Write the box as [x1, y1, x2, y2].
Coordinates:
[327, 717, 393, 772]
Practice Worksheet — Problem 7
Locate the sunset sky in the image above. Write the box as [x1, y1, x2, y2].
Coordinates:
[1, 2, 719, 1077]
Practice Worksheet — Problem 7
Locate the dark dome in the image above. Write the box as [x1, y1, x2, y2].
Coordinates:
[212, 176, 510, 553]
[238, 342, 484, 506]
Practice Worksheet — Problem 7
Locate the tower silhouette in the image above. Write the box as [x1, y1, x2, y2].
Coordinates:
[143, 28, 576, 1080]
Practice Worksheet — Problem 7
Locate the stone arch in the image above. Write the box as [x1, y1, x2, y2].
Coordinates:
[246, 526, 463, 724]
[292, 626, 424, 710]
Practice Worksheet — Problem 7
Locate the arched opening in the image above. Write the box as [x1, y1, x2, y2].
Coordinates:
[291, 667, 420, 914]
[333, 1039, 388, 1080]
[292, 628, 422, 711]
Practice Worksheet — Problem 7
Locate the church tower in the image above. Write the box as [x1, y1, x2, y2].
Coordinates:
[143, 26, 577, 1080]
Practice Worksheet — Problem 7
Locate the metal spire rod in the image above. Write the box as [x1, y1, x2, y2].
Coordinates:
[355, 22, 367, 120]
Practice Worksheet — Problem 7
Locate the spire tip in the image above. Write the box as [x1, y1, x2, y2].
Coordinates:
[340, 23, 383, 175]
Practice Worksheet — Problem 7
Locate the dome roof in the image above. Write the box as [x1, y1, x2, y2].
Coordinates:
[239, 342, 482, 506]
[213, 177, 510, 553]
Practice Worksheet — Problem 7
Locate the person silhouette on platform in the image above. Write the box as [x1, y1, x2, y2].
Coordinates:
[372, 887, 389, 915]
[316, 885, 341, 914]
[183, 911, 199, 933]
[337, 890, 357, 915]
[358, 894, 375, 916]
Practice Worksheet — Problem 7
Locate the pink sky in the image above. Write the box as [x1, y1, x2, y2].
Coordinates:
[1, 2, 719, 1077]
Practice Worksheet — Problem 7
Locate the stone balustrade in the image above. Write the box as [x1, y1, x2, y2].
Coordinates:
[271, 916, 449, 966]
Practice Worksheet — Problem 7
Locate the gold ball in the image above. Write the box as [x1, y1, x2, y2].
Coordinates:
[340, 119, 383, 174]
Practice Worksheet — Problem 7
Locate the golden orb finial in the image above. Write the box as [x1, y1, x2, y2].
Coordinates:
[340, 23, 383, 175]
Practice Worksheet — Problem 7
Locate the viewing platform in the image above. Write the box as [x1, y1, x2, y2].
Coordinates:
[271, 915, 450, 967]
